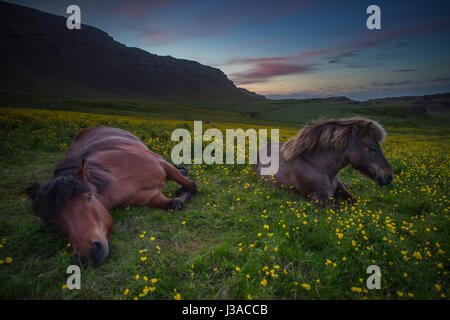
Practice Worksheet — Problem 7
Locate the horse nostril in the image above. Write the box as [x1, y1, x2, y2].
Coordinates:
[387, 174, 393, 182]
[91, 241, 109, 266]
[92, 241, 103, 261]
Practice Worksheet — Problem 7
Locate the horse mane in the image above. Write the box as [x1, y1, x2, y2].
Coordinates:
[27, 157, 111, 224]
[280, 117, 387, 160]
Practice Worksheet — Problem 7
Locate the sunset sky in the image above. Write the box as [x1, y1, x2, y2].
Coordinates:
[8, 0, 450, 100]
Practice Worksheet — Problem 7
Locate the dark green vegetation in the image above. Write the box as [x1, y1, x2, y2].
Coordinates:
[0, 96, 448, 300]
[2, 92, 449, 128]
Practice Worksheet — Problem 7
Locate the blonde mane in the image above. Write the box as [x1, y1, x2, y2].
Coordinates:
[280, 117, 387, 160]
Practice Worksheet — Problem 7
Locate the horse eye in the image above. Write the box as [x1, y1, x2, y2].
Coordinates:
[369, 147, 376, 152]
[87, 194, 93, 201]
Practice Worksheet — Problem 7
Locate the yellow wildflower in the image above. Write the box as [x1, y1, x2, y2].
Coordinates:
[301, 283, 311, 291]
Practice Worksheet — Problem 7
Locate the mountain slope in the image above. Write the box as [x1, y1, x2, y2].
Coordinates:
[0, 1, 258, 101]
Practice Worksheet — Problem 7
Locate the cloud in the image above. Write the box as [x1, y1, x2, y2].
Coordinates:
[224, 42, 375, 67]
[344, 63, 384, 69]
[226, 19, 450, 72]
[230, 63, 315, 85]
[263, 0, 310, 24]
[134, 0, 309, 45]
[298, 41, 379, 61]
[139, 30, 166, 43]
[370, 77, 450, 88]
[430, 77, 450, 82]
[227, 56, 292, 65]
[328, 50, 361, 64]
[392, 69, 417, 72]
[111, 0, 173, 19]
[382, 81, 413, 87]
[355, 20, 450, 44]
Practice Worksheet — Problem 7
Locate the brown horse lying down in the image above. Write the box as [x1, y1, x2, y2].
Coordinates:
[27, 127, 197, 266]
[256, 117, 393, 206]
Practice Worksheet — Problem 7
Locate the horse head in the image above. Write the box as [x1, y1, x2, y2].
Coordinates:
[27, 159, 112, 266]
[347, 122, 394, 186]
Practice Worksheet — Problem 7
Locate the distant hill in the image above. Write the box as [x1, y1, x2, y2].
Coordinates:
[269, 93, 450, 115]
[364, 92, 450, 115]
[0, 1, 258, 102]
[238, 88, 266, 100]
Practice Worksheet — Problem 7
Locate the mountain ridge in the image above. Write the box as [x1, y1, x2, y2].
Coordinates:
[0, 1, 261, 102]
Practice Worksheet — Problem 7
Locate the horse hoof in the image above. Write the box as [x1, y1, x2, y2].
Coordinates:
[176, 166, 190, 176]
[175, 186, 184, 197]
[348, 196, 358, 204]
[170, 199, 184, 211]
[176, 183, 197, 196]
[188, 182, 197, 194]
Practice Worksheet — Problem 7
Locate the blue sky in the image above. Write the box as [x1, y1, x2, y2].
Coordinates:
[8, 0, 450, 100]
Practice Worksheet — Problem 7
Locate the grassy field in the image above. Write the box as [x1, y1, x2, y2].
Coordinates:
[0, 101, 448, 300]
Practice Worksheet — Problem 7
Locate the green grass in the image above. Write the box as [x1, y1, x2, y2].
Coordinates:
[0, 102, 448, 300]
[2, 95, 449, 129]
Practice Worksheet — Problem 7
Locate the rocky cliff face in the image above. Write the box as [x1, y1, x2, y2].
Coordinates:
[0, 1, 258, 101]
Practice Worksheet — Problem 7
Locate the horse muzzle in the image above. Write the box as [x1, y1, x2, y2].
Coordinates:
[375, 170, 393, 186]
[91, 240, 109, 266]
[72, 240, 109, 267]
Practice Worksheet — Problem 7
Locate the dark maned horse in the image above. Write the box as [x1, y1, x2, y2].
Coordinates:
[256, 117, 393, 206]
[27, 127, 197, 266]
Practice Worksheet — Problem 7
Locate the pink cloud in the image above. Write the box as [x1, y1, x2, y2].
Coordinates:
[226, 19, 450, 76]
[224, 38, 379, 66]
[299, 41, 379, 59]
[230, 63, 314, 85]
[354, 20, 450, 43]
[227, 56, 293, 65]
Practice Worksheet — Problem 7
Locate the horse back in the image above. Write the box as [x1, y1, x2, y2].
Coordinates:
[66, 127, 149, 159]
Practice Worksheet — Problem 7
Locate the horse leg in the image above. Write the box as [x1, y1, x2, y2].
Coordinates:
[149, 192, 186, 211]
[163, 162, 197, 194]
[310, 192, 335, 207]
[292, 176, 333, 206]
[175, 166, 190, 176]
[308, 178, 335, 206]
[334, 180, 357, 203]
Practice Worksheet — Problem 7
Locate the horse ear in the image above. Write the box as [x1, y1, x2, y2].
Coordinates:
[361, 122, 372, 136]
[76, 159, 89, 181]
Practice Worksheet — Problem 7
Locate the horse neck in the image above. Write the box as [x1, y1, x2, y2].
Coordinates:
[303, 148, 348, 180]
